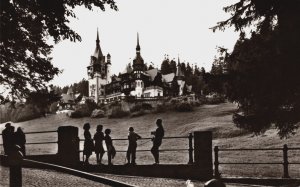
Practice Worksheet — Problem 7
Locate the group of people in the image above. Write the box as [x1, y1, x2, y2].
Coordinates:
[2, 123, 26, 156]
[83, 118, 165, 165]
[83, 123, 116, 165]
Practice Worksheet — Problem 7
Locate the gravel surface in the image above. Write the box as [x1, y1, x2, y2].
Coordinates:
[0, 166, 110, 187]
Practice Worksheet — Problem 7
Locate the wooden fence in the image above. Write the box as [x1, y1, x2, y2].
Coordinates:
[214, 145, 300, 178]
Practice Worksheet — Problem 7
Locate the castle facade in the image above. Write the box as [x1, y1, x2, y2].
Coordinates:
[87, 30, 189, 104]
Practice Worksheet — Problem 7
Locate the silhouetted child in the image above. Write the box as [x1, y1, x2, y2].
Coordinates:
[126, 127, 141, 165]
[83, 123, 94, 165]
[94, 125, 105, 165]
[14, 127, 26, 156]
[104, 128, 115, 165]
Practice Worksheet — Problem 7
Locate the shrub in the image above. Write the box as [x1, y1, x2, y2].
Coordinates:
[154, 103, 167, 113]
[130, 104, 143, 113]
[206, 95, 225, 104]
[130, 103, 153, 113]
[192, 101, 201, 107]
[69, 110, 82, 118]
[141, 103, 153, 110]
[108, 107, 130, 118]
[91, 109, 105, 118]
[175, 101, 193, 112]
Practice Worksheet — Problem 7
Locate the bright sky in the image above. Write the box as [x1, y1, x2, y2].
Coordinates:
[50, 0, 239, 87]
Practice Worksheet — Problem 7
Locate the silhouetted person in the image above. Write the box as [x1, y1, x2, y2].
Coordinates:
[14, 127, 26, 156]
[94, 125, 105, 165]
[151, 119, 164, 165]
[126, 127, 141, 165]
[2, 123, 14, 155]
[83, 123, 94, 165]
[104, 129, 115, 165]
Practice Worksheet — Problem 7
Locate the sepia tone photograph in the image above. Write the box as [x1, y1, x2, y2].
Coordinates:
[0, 0, 300, 186]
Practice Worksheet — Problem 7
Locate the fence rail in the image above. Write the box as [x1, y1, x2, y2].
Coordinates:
[0, 130, 57, 147]
[79, 133, 194, 164]
[214, 144, 300, 178]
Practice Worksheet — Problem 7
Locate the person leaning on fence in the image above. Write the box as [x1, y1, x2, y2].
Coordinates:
[94, 125, 105, 165]
[104, 128, 116, 165]
[83, 123, 94, 165]
[125, 127, 141, 165]
[14, 127, 26, 156]
[2, 123, 15, 155]
[151, 119, 165, 165]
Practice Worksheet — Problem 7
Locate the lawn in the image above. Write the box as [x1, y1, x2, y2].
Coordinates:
[0, 102, 299, 178]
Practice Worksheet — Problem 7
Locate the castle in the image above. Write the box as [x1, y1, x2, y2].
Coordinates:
[87, 30, 190, 104]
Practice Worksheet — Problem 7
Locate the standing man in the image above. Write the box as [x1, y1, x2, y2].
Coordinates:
[126, 127, 141, 165]
[151, 119, 164, 165]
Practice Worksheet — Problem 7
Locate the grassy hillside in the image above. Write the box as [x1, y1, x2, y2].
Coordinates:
[1, 102, 299, 178]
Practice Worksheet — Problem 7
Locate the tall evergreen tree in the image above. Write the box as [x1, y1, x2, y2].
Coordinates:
[212, 0, 300, 137]
[161, 58, 172, 75]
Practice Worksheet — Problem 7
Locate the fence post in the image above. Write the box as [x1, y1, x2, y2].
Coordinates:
[188, 132, 194, 164]
[57, 126, 79, 166]
[194, 131, 213, 179]
[9, 145, 23, 187]
[214, 146, 220, 178]
[283, 144, 290, 178]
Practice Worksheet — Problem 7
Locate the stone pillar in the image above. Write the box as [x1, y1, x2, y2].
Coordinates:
[57, 126, 79, 166]
[194, 131, 213, 177]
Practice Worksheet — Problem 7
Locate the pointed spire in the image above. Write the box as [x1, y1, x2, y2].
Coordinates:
[93, 28, 103, 58]
[96, 28, 100, 44]
[177, 54, 181, 66]
[136, 32, 140, 52]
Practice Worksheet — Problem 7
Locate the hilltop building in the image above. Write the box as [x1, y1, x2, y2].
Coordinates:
[87, 30, 190, 104]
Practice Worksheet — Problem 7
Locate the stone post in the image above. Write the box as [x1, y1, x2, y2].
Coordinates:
[57, 126, 79, 166]
[194, 131, 213, 178]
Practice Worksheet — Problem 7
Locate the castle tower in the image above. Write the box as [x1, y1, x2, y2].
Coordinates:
[176, 56, 185, 96]
[106, 53, 112, 84]
[132, 33, 145, 97]
[87, 29, 109, 103]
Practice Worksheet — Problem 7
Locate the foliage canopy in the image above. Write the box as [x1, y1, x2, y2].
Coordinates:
[0, 0, 117, 102]
[212, 0, 300, 138]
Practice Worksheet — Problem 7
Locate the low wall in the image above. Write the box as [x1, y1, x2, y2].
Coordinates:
[79, 164, 212, 180]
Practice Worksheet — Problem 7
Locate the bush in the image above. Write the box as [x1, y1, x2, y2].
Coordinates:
[175, 101, 193, 112]
[141, 103, 153, 110]
[153, 103, 166, 113]
[91, 109, 105, 118]
[130, 103, 153, 113]
[130, 104, 143, 113]
[206, 95, 225, 104]
[69, 110, 82, 118]
[108, 107, 130, 118]
[191, 101, 201, 107]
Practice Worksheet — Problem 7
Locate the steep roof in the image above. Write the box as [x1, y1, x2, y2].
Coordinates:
[122, 63, 133, 74]
[145, 68, 158, 81]
[93, 29, 103, 59]
[162, 73, 175, 83]
[61, 93, 74, 103]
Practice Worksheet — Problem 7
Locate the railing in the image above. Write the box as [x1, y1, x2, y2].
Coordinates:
[0, 130, 57, 154]
[214, 145, 300, 178]
[79, 133, 194, 164]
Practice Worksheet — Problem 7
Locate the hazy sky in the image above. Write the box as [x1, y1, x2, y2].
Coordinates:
[50, 0, 239, 87]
